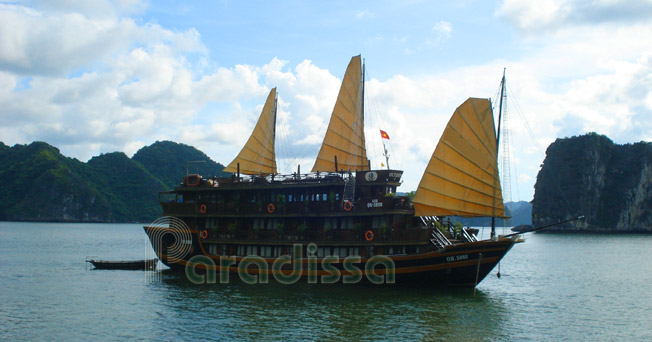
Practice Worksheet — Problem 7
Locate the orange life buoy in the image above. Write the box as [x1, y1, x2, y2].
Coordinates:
[267, 203, 275, 213]
[200, 230, 208, 239]
[343, 200, 353, 211]
[365, 230, 374, 241]
[199, 204, 207, 214]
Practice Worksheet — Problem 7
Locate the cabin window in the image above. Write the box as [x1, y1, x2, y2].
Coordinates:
[317, 248, 324, 258]
[324, 218, 337, 231]
[238, 245, 244, 256]
[335, 193, 340, 201]
[322, 193, 327, 201]
[342, 218, 353, 229]
[288, 194, 294, 202]
[372, 216, 387, 229]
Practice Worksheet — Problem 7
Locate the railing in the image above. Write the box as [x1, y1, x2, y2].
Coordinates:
[430, 227, 451, 250]
[461, 227, 478, 242]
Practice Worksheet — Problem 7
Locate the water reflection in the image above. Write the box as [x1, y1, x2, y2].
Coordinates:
[153, 272, 508, 340]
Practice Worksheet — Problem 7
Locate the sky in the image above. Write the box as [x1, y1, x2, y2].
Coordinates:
[2, 0, 652, 202]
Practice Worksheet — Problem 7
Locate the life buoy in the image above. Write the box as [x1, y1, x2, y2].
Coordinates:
[343, 200, 353, 211]
[200, 230, 208, 239]
[199, 204, 207, 214]
[267, 203, 275, 213]
[365, 230, 374, 241]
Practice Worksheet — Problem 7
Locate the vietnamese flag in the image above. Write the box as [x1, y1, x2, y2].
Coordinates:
[380, 129, 390, 140]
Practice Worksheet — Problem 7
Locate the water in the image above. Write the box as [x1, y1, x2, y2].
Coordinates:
[1, 222, 651, 341]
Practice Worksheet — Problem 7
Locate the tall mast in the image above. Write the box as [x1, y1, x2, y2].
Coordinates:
[491, 68, 506, 239]
[361, 58, 366, 169]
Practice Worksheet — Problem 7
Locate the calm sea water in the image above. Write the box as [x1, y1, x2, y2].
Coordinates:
[1, 222, 651, 341]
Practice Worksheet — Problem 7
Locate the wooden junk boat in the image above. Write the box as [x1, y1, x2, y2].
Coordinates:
[144, 55, 521, 286]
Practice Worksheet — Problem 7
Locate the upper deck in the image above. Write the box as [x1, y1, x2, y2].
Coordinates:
[159, 169, 413, 218]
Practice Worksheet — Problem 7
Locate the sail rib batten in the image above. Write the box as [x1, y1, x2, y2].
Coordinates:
[457, 107, 494, 157]
[311, 56, 368, 172]
[422, 168, 501, 200]
[415, 187, 504, 215]
[223, 88, 278, 175]
[468, 100, 495, 155]
[418, 174, 505, 205]
[440, 139, 497, 179]
[413, 98, 505, 218]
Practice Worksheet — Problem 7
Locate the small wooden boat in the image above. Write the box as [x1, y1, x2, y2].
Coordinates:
[86, 258, 158, 270]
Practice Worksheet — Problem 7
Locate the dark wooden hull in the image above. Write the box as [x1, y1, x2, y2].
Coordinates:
[87, 259, 158, 270]
[143, 226, 518, 287]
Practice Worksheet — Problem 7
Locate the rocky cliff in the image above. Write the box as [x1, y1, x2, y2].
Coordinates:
[532, 133, 652, 232]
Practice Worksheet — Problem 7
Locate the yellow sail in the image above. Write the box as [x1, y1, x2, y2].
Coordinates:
[413, 98, 506, 217]
[223, 88, 277, 175]
[311, 55, 369, 172]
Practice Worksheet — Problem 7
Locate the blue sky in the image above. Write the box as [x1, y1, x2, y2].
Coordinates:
[2, 0, 652, 202]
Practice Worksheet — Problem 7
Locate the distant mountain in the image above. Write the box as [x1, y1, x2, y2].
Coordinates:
[132, 140, 228, 189]
[0, 142, 110, 221]
[532, 132, 652, 232]
[507, 201, 533, 226]
[0, 140, 228, 223]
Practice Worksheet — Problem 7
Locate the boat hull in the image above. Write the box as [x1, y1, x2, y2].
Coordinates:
[143, 225, 517, 287]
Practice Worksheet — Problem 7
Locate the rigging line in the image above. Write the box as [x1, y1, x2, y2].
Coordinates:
[508, 115, 522, 201]
[505, 84, 544, 157]
[276, 106, 293, 174]
[506, 83, 577, 217]
[365, 70, 401, 169]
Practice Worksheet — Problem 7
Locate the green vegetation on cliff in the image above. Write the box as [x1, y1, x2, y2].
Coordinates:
[132, 140, 228, 189]
[532, 132, 652, 231]
[0, 141, 227, 222]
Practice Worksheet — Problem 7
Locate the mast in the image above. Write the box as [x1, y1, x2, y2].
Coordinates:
[382, 141, 390, 170]
[361, 58, 366, 169]
[491, 68, 506, 239]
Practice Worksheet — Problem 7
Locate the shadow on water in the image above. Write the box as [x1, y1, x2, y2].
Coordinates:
[149, 271, 510, 341]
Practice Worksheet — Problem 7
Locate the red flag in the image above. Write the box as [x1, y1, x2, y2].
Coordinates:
[380, 129, 390, 140]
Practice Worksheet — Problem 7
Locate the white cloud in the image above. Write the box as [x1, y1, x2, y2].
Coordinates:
[4, 1, 652, 202]
[498, 0, 652, 33]
[432, 21, 452, 40]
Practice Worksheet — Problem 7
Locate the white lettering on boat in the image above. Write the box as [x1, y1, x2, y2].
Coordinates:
[367, 199, 383, 208]
[389, 172, 402, 179]
[446, 254, 469, 262]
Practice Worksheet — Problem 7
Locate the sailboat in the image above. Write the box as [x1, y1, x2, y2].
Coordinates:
[144, 55, 521, 286]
